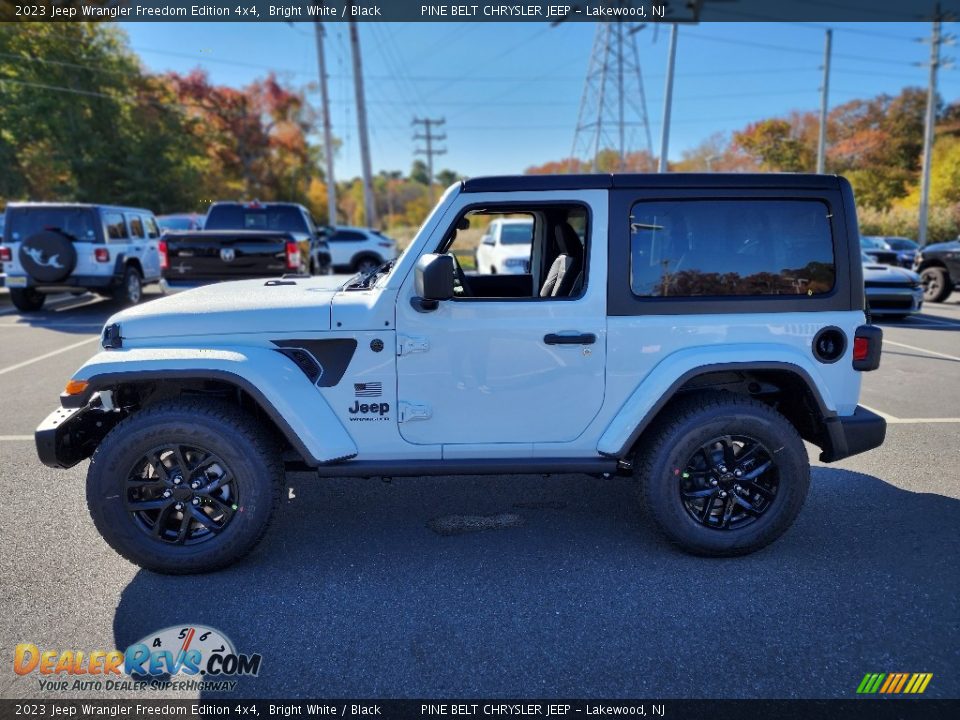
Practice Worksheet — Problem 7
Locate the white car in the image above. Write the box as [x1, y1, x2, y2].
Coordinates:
[474, 218, 533, 274]
[326, 226, 398, 274]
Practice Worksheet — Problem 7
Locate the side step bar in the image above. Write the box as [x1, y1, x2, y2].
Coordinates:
[312, 457, 622, 478]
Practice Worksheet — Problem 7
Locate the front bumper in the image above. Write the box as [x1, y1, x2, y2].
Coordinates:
[865, 286, 923, 315]
[2, 273, 120, 292]
[36, 403, 122, 469]
[819, 406, 887, 462]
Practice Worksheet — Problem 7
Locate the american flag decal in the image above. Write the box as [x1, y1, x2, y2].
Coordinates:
[354, 382, 383, 397]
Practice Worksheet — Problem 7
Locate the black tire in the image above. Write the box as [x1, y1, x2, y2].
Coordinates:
[636, 391, 810, 557]
[86, 400, 283, 574]
[9, 287, 46, 312]
[920, 266, 953, 303]
[113, 266, 143, 306]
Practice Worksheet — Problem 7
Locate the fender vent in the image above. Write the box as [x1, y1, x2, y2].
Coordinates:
[812, 326, 847, 364]
[276, 348, 322, 384]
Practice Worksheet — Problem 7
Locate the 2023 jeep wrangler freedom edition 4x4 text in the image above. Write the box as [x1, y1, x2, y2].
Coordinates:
[36, 174, 885, 574]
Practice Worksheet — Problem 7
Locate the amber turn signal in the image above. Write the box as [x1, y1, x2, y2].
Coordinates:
[64, 379, 89, 396]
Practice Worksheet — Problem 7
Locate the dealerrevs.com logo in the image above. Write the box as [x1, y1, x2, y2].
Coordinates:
[14, 625, 261, 693]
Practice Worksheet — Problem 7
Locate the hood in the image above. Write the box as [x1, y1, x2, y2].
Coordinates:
[862, 263, 921, 284]
[922, 240, 960, 253]
[110, 276, 344, 341]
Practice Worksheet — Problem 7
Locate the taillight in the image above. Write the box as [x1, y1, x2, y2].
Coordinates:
[286, 241, 300, 270]
[852, 325, 882, 371]
[853, 338, 869, 361]
[0, 246, 11, 262]
[158, 240, 168, 270]
[94, 247, 110, 263]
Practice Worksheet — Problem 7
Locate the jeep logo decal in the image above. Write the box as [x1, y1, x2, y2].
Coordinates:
[349, 401, 389, 416]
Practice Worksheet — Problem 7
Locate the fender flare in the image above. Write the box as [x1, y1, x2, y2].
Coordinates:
[63, 347, 357, 466]
[597, 345, 837, 458]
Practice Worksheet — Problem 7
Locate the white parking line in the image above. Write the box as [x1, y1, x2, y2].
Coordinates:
[0, 435, 33, 441]
[883, 339, 960, 363]
[860, 404, 960, 424]
[0, 336, 100, 377]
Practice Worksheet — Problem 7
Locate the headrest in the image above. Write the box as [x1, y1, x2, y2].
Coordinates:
[554, 221, 581, 256]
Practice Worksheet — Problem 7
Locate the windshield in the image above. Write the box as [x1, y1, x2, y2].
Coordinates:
[500, 222, 534, 245]
[158, 216, 197, 231]
[7, 207, 98, 242]
[205, 205, 308, 234]
[885, 238, 917, 251]
[860, 237, 888, 250]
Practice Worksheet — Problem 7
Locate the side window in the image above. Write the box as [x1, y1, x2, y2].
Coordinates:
[127, 215, 144, 239]
[330, 230, 367, 242]
[143, 216, 160, 239]
[629, 199, 835, 298]
[437, 204, 587, 300]
[103, 213, 127, 240]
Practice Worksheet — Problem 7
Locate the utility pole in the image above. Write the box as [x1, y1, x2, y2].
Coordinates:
[348, 10, 376, 228]
[918, 6, 944, 247]
[816, 29, 832, 175]
[313, 22, 337, 226]
[413, 117, 447, 205]
[658, 23, 679, 173]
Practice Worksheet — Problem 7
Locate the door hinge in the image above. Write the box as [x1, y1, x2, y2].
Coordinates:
[398, 402, 432, 423]
[397, 335, 430, 356]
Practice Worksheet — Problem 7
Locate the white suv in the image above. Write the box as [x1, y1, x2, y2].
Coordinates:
[474, 218, 533, 274]
[37, 174, 886, 573]
[1, 203, 162, 312]
[326, 226, 398, 274]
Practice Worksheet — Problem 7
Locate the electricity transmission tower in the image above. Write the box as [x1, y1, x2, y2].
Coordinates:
[570, 22, 654, 172]
[413, 117, 447, 205]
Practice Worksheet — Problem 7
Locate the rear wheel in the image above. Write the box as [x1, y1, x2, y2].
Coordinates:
[636, 391, 810, 557]
[920, 266, 952, 303]
[9, 288, 46, 312]
[86, 400, 283, 574]
[113, 266, 143, 306]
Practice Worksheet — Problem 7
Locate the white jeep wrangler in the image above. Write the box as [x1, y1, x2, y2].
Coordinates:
[36, 174, 885, 574]
[1, 203, 162, 311]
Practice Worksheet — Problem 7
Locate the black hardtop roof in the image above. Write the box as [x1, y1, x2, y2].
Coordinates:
[6, 202, 155, 214]
[461, 173, 842, 193]
[209, 201, 307, 209]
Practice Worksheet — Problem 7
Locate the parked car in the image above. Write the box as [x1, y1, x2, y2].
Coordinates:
[157, 213, 204, 232]
[859, 236, 900, 266]
[0, 203, 162, 312]
[861, 235, 918, 268]
[474, 217, 534, 274]
[160, 229, 318, 293]
[862, 252, 923, 319]
[203, 201, 332, 276]
[913, 238, 960, 303]
[325, 225, 398, 274]
[37, 173, 886, 573]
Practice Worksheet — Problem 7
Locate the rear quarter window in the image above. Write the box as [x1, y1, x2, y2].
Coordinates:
[103, 213, 127, 240]
[330, 230, 367, 242]
[127, 215, 144, 239]
[629, 199, 835, 298]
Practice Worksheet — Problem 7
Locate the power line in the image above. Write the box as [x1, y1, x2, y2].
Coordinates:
[413, 117, 447, 204]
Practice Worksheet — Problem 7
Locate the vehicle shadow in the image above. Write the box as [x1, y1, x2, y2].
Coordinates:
[111, 468, 960, 699]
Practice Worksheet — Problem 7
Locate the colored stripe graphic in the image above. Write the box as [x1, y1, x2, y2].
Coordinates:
[858, 672, 932, 694]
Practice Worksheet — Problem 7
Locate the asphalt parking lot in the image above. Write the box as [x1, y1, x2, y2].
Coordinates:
[0, 290, 957, 701]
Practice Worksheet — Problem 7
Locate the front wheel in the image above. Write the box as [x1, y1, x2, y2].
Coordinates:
[636, 391, 810, 557]
[9, 288, 46, 312]
[113, 266, 143, 306]
[920, 267, 952, 303]
[86, 400, 283, 574]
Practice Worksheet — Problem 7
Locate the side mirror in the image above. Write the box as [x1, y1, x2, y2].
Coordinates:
[412, 253, 454, 312]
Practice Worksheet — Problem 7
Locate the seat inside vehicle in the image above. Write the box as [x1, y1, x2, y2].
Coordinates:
[439, 204, 588, 300]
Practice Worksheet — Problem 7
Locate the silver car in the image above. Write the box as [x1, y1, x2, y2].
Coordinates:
[863, 252, 923, 319]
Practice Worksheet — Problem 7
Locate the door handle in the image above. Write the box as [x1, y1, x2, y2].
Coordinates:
[544, 332, 596, 345]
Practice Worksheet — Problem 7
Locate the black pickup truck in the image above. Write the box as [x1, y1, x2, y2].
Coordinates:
[160, 202, 333, 293]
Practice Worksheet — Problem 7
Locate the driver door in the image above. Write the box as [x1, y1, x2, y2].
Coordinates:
[394, 191, 608, 447]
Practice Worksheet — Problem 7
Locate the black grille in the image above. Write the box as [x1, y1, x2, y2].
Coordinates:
[276, 348, 321, 384]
